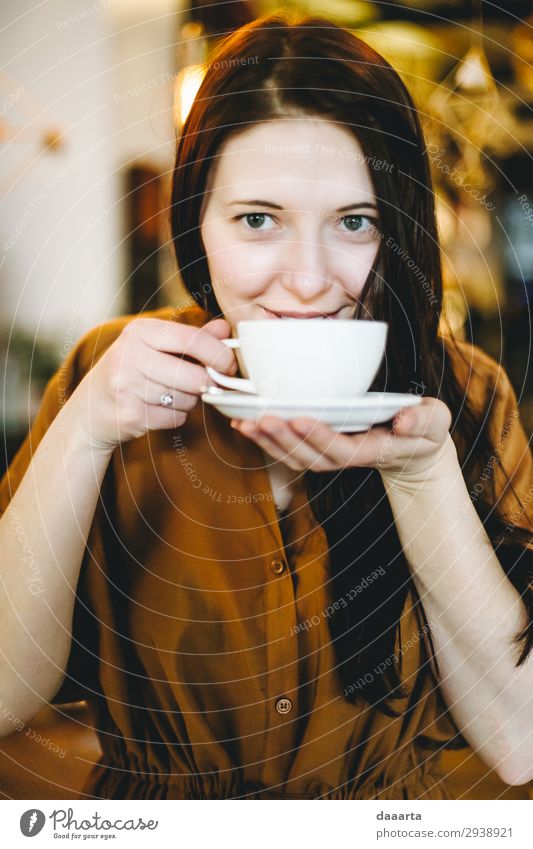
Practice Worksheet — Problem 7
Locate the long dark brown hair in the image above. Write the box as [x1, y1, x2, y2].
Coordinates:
[170, 12, 533, 720]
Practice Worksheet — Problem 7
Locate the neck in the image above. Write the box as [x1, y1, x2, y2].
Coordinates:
[263, 450, 299, 513]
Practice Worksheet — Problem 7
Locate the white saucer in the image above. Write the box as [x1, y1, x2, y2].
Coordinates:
[201, 389, 422, 432]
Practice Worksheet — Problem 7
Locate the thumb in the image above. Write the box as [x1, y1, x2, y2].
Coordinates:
[203, 318, 232, 339]
[202, 318, 239, 383]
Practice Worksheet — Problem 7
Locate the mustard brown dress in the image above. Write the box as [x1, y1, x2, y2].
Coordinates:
[1, 304, 532, 800]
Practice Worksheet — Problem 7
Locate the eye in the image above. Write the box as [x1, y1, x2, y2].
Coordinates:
[337, 215, 379, 238]
[232, 211, 380, 238]
[234, 212, 276, 231]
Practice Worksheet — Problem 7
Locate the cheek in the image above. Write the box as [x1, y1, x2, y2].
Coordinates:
[209, 256, 265, 312]
[202, 228, 240, 284]
[211, 242, 275, 299]
[338, 243, 380, 294]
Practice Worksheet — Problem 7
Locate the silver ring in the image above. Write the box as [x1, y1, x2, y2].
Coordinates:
[160, 392, 174, 407]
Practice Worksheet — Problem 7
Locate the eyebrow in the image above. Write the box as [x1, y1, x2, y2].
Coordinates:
[225, 199, 378, 213]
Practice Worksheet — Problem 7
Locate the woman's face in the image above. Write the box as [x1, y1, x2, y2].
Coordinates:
[199, 117, 381, 333]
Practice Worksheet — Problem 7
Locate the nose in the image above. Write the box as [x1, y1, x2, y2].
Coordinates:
[279, 235, 331, 302]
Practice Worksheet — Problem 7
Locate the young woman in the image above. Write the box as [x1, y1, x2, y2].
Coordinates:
[1, 13, 532, 800]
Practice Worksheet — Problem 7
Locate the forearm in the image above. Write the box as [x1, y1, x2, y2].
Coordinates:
[0, 383, 113, 732]
[381, 434, 533, 784]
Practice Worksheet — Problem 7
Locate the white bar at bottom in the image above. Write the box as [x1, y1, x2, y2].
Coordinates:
[3, 799, 531, 848]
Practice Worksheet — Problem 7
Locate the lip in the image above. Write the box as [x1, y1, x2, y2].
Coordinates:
[261, 306, 345, 319]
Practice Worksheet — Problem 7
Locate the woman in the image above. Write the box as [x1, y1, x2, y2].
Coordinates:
[0, 13, 532, 800]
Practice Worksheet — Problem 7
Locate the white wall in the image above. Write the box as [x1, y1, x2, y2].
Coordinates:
[0, 0, 183, 350]
[108, 2, 181, 173]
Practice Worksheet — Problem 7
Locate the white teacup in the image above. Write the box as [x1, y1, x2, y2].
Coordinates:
[206, 319, 388, 400]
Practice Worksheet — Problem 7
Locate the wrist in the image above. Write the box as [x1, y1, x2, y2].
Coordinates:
[379, 432, 461, 494]
[59, 385, 117, 459]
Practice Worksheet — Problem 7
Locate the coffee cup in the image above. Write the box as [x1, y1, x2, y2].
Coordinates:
[206, 319, 388, 400]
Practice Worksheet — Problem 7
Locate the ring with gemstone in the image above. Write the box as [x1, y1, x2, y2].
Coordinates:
[160, 392, 174, 407]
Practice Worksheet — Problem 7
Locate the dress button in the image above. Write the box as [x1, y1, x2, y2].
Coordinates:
[271, 558, 286, 575]
[275, 696, 293, 715]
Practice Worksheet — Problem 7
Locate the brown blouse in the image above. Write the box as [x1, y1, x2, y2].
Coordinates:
[1, 304, 532, 800]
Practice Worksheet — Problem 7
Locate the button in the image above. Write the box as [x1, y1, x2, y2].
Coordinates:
[275, 696, 293, 715]
[270, 558, 286, 575]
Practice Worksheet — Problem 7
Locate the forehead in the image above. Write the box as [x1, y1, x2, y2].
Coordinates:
[203, 117, 376, 203]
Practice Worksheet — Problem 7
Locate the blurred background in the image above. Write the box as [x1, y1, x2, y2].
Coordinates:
[2, 0, 533, 464]
[1, 0, 532, 800]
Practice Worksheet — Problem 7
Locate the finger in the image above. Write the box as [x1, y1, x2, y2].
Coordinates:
[237, 423, 303, 469]
[138, 349, 213, 395]
[129, 318, 238, 374]
[241, 416, 327, 470]
[142, 405, 188, 431]
[141, 381, 200, 411]
[203, 318, 233, 338]
[290, 417, 395, 468]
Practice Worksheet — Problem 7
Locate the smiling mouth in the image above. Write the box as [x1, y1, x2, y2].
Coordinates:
[261, 306, 345, 319]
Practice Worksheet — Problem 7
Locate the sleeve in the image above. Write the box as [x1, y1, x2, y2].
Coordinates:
[0, 321, 122, 704]
[1, 305, 207, 704]
[479, 364, 533, 536]
[418, 351, 533, 750]
[0, 314, 129, 515]
[447, 339, 533, 534]
[470, 358, 533, 666]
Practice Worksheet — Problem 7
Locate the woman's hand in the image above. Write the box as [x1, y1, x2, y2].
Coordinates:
[231, 396, 456, 482]
[71, 317, 238, 453]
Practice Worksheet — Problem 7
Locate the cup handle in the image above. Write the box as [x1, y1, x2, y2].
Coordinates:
[206, 337, 257, 394]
